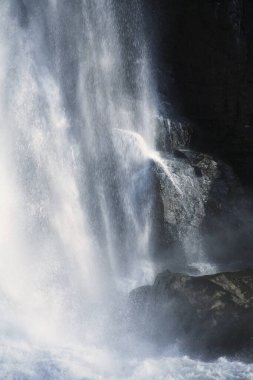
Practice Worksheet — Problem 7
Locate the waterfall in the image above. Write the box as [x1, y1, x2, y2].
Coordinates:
[0, 0, 158, 346]
[1, 1, 251, 379]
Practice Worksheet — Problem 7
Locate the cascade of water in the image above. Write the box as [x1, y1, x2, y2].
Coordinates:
[0, 2, 252, 379]
[0, 0, 158, 345]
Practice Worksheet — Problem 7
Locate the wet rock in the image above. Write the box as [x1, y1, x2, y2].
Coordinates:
[155, 117, 193, 152]
[130, 269, 253, 359]
[152, 148, 246, 268]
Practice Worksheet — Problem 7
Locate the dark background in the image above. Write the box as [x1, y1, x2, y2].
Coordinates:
[145, 0, 253, 189]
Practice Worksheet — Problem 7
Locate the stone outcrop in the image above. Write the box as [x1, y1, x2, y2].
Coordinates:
[155, 117, 193, 152]
[130, 269, 253, 359]
[152, 117, 252, 269]
[131, 2, 253, 360]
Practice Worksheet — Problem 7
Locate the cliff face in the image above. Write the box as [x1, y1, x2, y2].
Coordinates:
[128, 3, 253, 359]
[152, 118, 253, 270]
[147, 0, 253, 188]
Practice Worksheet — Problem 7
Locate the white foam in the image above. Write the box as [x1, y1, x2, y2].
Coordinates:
[0, 342, 252, 380]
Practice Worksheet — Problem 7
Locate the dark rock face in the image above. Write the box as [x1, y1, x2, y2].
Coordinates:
[130, 269, 253, 359]
[155, 117, 193, 152]
[153, 117, 253, 269]
[137, 3, 253, 358]
[147, 0, 253, 188]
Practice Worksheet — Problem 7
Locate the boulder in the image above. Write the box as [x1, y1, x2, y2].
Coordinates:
[130, 269, 253, 359]
[152, 146, 249, 269]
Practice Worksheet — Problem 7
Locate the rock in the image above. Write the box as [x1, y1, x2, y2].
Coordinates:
[129, 269, 253, 359]
[152, 148, 248, 269]
[155, 117, 193, 152]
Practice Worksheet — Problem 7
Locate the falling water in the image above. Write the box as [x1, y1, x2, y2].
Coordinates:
[0, 1, 252, 379]
[0, 0, 160, 347]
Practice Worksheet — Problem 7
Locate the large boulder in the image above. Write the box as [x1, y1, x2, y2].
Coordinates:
[151, 141, 250, 269]
[130, 269, 253, 359]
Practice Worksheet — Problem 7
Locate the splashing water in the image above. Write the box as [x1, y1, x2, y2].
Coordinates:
[0, 0, 157, 343]
[0, 1, 252, 379]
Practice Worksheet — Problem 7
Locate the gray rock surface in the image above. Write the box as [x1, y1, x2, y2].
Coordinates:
[155, 117, 193, 152]
[130, 269, 253, 359]
[151, 139, 250, 269]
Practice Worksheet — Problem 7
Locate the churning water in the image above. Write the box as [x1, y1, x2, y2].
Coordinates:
[0, 1, 252, 379]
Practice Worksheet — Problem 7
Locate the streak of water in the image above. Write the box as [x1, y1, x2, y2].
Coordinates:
[0, 0, 158, 346]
